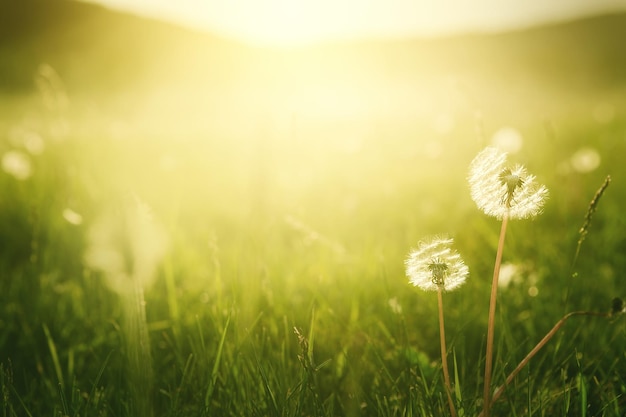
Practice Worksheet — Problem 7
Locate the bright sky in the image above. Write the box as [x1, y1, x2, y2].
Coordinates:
[85, 0, 626, 46]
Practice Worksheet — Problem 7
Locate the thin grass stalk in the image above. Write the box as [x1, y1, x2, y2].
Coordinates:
[453, 348, 463, 409]
[85, 351, 112, 411]
[578, 361, 588, 417]
[163, 255, 180, 341]
[479, 310, 608, 416]
[438, 289, 457, 417]
[483, 211, 509, 417]
[42, 324, 64, 389]
[564, 175, 611, 311]
[9, 385, 33, 417]
[125, 281, 153, 417]
[57, 383, 69, 416]
[204, 313, 230, 410]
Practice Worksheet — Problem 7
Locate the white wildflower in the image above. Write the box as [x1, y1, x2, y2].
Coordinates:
[405, 236, 468, 292]
[468, 147, 548, 219]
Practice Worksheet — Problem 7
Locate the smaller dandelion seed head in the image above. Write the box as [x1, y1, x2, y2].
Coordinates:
[405, 236, 468, 292]
[468, 147, 548, 219]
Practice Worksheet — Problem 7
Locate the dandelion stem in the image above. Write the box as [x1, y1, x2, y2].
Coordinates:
[483, 211, 509, 417]
[438, 288, 457, 417]
[478, 310, 608, 417]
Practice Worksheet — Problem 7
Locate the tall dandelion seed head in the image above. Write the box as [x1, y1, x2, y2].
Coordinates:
[405, 236, 468, 292]
[468, 147, 548, 219]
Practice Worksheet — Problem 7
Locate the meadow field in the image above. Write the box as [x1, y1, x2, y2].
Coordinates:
[1, 1, 626, 416]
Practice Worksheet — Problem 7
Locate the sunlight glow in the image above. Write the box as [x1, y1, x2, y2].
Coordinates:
[84, 0, 626, 46]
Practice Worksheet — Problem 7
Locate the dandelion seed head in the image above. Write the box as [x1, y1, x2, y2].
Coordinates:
[468, 147, 548, 219]
[499, 166, 526, 207]
[405, 236, 468, 292]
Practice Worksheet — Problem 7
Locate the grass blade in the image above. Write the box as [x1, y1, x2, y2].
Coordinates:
[204, 312, 231, 410]
[453, 348, 464, 416]
[42, 324, 64, 389]
[86, 350, 113, 411]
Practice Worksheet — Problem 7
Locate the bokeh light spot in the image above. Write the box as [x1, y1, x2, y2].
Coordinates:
[498, 262, 519, 288]
[2, 150, 32, 180]
[593, 102, 615, 124]
[63, 208, 84, 225]
[9, 128, 45, 155]
[388, 297, 402, 314]
[570, 147, 601, 173]
[491, 127, 523, 154]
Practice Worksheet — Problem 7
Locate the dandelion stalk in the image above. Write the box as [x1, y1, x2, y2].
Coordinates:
[482, 211, 508, 416]
[468, 147, 547, 417]
[438, 288, 457, 417]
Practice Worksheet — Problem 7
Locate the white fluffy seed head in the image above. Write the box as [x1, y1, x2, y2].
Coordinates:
[468, 147, 548, 220]
[405, 236, 469, 292]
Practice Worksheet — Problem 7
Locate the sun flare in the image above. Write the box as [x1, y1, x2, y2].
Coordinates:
[84, 0, 462, 46]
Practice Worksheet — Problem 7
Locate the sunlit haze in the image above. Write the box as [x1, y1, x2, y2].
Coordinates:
[82, 0, 626, 45]
[3, 0, 626, 412]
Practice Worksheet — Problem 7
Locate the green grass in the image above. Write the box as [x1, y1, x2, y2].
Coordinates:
[1, 91, 624, 416]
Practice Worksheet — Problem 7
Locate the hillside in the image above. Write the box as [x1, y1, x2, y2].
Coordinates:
[1, 0, 626, 136]
[0, 0, 249, 93]
[2, 0, 626, 93]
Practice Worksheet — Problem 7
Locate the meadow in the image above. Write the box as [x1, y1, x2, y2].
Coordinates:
[1, 1, 626, 416]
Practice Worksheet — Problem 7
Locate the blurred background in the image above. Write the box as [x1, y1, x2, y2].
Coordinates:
[2, 0, 625, 232]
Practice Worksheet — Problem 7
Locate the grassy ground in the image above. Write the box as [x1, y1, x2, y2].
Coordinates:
[2, 5, 626, 416]
[1, 87, 625, 417]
